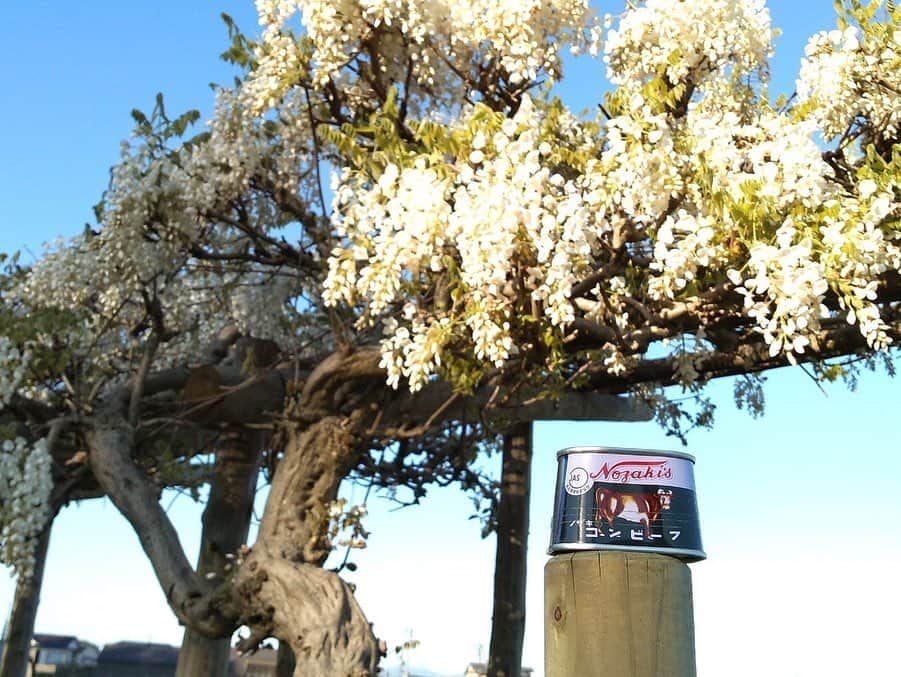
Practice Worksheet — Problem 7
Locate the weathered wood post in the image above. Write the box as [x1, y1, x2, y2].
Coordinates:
[544, 447, 704, 677]
[487, 422, 532, 677]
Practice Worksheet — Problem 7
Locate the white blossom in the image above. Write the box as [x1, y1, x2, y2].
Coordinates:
[0, 337, 31, 407]
[605, 0, 773, 97]
[8, 0, 900, 409]
[246, 0, 601, 113]
[798, 22, 901, 143]
[325, 97, 604, 390]
[0, 436, 53, 580]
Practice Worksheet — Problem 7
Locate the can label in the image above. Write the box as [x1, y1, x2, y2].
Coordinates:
[550, 449, 705, 561]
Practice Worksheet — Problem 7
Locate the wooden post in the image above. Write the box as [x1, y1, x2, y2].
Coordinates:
[487, 422, 532, 677]
[545, 551, 695, 677]
[176, 429, 261, 677]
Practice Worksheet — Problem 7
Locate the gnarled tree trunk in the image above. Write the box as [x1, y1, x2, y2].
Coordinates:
[239, 556, 378, 676]
[0, 518, 52, 677]
[232, 416, 381, 677]
[88, 396, 381, 677]
[487, 422, 532, 677]
[176, 430, 262, 677]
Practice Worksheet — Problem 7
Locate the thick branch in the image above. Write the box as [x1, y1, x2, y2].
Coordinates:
[86, 408, 239, 636]
[380, 388, 652, 432]
[255, 417, 358, 563]
[133, 365, 289, 426]
[589, 321, 901, 392]
[299, 347, 383, 414]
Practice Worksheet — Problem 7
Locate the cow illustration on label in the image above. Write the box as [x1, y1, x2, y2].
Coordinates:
[595, 486, 672, 538]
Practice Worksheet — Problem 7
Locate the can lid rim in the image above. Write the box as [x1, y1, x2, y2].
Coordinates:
[546, 543, 707, 562]
[555, 446, 696, 463]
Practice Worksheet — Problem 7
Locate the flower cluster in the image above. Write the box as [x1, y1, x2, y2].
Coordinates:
[821, 187, 900, 349]
[0, 337, 30, 407]
[648, 211, 721, 301]
[644, 106, 835, 304]
[668, 329, 713, 387]
[0, 436, 53, 580]
[246, 0, 601, 113]
[15, 87, 314, 379]
[321, 0, 900, 390]
[798, 18, 901, 144]
[734, 185, 900, 362]
[326, 97, 604, 390]
[688, 109, 832, 212]
[604, 0, 773, 96]
[737, 222, 831, 361]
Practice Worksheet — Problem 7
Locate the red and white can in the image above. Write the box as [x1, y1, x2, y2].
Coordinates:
[549, 447, 705, 562]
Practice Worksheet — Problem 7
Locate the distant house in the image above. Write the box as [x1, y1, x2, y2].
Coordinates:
[464, 663, 533, 677]
[95, 641, 180, 677]
[31, 634, 99, 675]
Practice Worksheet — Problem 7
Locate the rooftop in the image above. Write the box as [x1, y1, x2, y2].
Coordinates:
[98, 641, 180, 666]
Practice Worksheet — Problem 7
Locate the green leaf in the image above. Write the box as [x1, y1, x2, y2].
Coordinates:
[130, 109, 148, 126]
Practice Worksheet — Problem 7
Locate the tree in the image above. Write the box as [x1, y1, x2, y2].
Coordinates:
[1, 0, 899, 675]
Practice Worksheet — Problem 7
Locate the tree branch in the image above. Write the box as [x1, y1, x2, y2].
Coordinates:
[86, 405, 239, 636]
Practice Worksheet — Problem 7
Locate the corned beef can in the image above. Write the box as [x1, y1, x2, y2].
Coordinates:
[549, 447, 705, 562]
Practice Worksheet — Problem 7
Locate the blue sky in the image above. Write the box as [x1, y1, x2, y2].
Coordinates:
[1, 2, 899, 676]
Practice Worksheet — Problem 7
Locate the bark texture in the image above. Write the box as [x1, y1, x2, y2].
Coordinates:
[233, 417, 381, 676]
[241, 556, 379, 676]
[176, 430, 261, 677]
[0, 519, 52, 677]
[487, 423, 532, 677]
